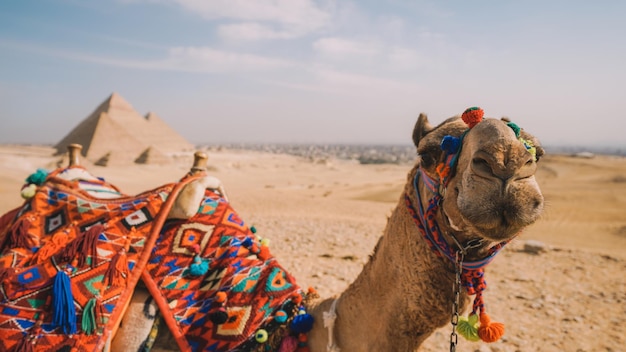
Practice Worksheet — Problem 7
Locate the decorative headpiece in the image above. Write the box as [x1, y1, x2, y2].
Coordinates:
[441, 107, 537, 161]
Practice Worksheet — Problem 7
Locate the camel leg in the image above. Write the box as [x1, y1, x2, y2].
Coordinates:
[110, 286, 158, 352]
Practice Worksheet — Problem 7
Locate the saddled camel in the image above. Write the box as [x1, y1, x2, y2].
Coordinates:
[0, 107, 543, 351]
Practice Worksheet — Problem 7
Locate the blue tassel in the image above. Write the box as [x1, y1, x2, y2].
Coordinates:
[290, 313, 314, 334]
[52, 270, 77, 335]
[188, 255, 209, 276]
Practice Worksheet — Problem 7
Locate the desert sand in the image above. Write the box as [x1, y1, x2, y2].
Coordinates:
[0, 144, 624, 352]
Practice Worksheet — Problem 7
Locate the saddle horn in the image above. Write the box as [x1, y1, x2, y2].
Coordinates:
[191, 151, 208, 174]
[68, 144, 83, 167]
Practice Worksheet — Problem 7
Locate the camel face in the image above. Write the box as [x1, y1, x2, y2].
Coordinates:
[414, 115, 544, 242]
[446, 119, 543, 241]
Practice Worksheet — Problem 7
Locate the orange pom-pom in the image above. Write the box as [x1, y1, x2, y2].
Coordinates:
[258, 245, 271, 261]
[215, 291, 227, 304]
[292, 293, 303, 305]
[477, 312, 505, 343]
[461, 107, 484, 128]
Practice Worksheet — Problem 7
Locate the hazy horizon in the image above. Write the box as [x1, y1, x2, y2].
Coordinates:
[1, 1, 625, 149]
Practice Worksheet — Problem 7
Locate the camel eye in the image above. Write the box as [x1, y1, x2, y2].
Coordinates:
[471, 157, 493, 176]
[472, 157, 490, 169]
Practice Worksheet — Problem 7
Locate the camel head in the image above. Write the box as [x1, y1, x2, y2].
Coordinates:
[412, 108, 544, 245]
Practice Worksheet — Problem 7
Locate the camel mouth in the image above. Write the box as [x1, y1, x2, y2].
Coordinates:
[455, 180, 544, 242]
[472, 222, 525, 242]
[443, 206, 524, 242]
[463, 204, 541, 241]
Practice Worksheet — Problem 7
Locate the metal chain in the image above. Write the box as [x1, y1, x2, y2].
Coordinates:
[449, 250, 464, 352]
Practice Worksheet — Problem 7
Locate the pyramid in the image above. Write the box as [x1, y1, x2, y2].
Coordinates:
[134, 146, 170, 165]
[143, 112, 194, 154]
[55, 93, 194, 165]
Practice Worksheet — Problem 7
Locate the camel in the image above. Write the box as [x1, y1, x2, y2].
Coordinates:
[0, 107, 544, 352]
[111, 107, 544, 352]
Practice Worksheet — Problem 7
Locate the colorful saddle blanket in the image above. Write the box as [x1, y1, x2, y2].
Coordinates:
[0, 168, 309, 352]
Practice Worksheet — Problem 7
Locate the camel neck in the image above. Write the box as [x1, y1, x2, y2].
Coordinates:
[307, 181, 463, 351]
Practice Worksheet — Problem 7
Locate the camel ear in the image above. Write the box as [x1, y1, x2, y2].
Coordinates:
[412, 113, 434, 148]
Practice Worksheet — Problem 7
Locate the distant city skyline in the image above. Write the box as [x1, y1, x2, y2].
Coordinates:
[1, 1, 625, 148]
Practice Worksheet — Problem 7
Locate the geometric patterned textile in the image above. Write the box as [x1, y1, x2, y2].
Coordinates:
[143, 189, 304, 352]
[0, 166, 307, 352]
[0, 166, 190, 352]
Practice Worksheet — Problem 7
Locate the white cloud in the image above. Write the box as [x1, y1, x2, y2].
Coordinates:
[312, 36, 429, 72]
[217, 22, 299, 41]
[0, 39, 295, 74]
[173, 0, 331, 40]
[386, 46, 428, 71]
[313, 37, 380, 58]
[277, 67, 425, 99]
[162, 46, 295, 72]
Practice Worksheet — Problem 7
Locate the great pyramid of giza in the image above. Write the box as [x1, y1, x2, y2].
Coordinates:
[55, 93, 193, 165]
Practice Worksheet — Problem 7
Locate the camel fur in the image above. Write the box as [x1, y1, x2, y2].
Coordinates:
[305, 114, 544, 351]
[111, 111, 543, 351]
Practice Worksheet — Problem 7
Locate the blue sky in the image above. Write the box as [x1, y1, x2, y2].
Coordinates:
[1, 0, 624, 147]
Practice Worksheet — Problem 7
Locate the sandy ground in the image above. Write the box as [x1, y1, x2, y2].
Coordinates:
[1, 145, 625, 352]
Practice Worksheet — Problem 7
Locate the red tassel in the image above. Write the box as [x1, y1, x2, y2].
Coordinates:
[14, 336, 35, 352]
[0, 207, 19, 234]
[0, 267, 14, 284]
[478, 312, 505, 343]
[7, 218, 32, 249]
[63, 225, 103, 268]
[95, 297, 105, 325]
[104, 250, 128, 286]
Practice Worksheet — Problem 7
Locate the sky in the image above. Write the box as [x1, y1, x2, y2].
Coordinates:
[0, 0, 625, 147]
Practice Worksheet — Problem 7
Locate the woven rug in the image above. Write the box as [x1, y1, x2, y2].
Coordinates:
[0, 168, 306, 352]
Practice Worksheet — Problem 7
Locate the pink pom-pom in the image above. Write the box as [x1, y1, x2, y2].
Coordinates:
[461, 107, 484, 128]
[278, 336, 298, 352]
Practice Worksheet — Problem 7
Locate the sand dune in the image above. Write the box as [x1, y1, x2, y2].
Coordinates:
[0, 145, 624, 351]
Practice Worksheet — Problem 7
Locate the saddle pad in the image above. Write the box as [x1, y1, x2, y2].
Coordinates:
[0, 175, 180, 352]
[142, 189, 305, 352]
